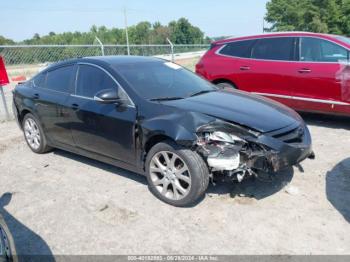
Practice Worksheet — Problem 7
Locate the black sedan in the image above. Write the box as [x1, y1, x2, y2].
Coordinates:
[13, 56, 314, 206]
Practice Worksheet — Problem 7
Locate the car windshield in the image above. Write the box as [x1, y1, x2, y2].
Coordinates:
[114, 61, 216, 100]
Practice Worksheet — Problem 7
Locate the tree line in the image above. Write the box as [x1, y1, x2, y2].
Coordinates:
[0, 18, 210, 45]
[266, 0, 350, 35]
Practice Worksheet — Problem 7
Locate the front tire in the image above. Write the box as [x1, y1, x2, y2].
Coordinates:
[216, 81, 237, 90]
[22, 113, 52, 154]
[145, 141, 209, 207]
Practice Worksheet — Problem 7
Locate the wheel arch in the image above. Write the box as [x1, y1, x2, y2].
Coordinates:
[19, 109, 32, 126]
[212, 78, 238, 88]
[144, 134, 174, 154]
[143, 134, 176, 170]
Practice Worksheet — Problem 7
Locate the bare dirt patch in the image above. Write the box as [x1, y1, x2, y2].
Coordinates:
[0, 114, 349, 255]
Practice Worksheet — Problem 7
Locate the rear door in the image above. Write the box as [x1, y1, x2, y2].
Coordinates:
[292, 36, 350, 113]
[236, 37, 299, 108]
[34, 65, 76, 146]
[215, 39, 256, 89]
[67, 63, 137, 164]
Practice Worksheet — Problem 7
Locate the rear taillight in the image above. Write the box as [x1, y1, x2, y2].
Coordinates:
[195, 61, 204, 72]
[196, 62, 204, 69]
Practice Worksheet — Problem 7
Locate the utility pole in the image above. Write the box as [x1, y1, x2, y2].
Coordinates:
[263, 18, 265, 33]
[124, 7, 130, 55]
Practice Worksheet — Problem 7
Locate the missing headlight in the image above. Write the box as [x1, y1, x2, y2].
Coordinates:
[196, 131, 246, 171]
[206, 131, 245, 144]
[195, 121, 278, 183]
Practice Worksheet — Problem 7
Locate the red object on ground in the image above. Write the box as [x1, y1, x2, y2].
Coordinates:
[11, 75, 26, 82]
[196, 32, 350, 116]
[0, 56, 10, 86]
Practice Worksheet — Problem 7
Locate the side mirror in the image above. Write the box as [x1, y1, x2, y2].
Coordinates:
[94, 89, 119, 104]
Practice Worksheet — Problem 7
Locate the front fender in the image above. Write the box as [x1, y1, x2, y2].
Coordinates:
[140, 111, 216, 147]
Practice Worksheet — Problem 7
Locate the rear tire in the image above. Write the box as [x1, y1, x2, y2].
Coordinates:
[216, 81, 237, 90]
[145, 141, 209, 207]
[22, 113, 52, 154]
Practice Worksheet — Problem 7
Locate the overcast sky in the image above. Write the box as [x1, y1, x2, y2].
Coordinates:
[0, 0, 269, 41]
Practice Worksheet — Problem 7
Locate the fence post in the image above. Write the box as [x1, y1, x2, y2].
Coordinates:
[166, 38, 174, 62]
[0, 87, 10, 120]
[95, 37, 105, 56]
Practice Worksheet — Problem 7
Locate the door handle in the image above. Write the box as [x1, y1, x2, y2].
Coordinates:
[240, 66, 251, 71]
[298, 68, 312, 74]
[71, 103, 79, 111]
[32, 93, 40, 100]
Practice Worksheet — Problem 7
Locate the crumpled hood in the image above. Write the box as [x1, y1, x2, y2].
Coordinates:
[163, 90, 302, 133]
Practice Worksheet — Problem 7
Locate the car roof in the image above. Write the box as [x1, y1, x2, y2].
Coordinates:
[41, 55, 165, 73]
[213, 31, 350, 48]
[83, 55, 163, 65]
[82, 55, 162, 65]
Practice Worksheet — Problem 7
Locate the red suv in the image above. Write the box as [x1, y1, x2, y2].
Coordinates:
[196, 32, 350, 116]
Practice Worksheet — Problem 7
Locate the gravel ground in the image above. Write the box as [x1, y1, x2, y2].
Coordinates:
[0, 112, 349, 256]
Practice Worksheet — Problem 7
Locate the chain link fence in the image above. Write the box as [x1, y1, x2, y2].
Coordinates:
[0, 44, 209, 79]
[0, 44, 209, 65]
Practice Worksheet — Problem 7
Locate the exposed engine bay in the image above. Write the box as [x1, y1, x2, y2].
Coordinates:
[195, 120, 315, 182]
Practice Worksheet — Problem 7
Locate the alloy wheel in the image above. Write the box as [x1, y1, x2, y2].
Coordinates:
[24, 118, 41, 150]
[149, 151, 191, 200]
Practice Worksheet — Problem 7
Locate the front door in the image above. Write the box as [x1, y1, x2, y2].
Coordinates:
[292, 36, 350, 113]
[68, 63, 137, 164]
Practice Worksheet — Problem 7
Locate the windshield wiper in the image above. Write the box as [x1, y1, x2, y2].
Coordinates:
[150, 90, 216, 101]
[189, 90, 216, 97]
[150, 96, 185, 101]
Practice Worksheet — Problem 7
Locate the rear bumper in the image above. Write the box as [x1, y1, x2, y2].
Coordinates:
[12, 98, 21, 129]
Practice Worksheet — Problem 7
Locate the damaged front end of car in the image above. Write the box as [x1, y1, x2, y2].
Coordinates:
[195, 120, 315, 182]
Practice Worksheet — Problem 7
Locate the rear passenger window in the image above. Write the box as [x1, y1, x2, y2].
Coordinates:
[219, 40, 255, 58]
[76, 65, 118, 98]
[46, 65, 74, 93]
[32, 72, 47, 88]
[252, 37, 296, 61]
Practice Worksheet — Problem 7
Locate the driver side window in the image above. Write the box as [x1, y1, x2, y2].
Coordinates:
[300, 37, 349, 62]
[76, 64, 118, 98]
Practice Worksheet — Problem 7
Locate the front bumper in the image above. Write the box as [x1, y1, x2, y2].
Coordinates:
[247, 123, 314, 173]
